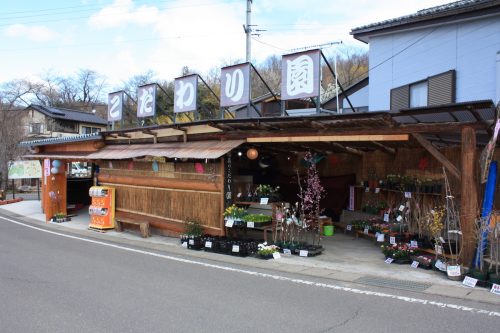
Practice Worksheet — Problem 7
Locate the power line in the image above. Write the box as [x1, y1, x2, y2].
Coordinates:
[251, 37, 289, 52]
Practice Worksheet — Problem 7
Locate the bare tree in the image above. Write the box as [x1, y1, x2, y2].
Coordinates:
[0, 79, 35, 192]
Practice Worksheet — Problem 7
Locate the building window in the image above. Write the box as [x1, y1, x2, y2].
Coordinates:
[82, 126, 101, 134]
[410, 81, 428, 108]
[29, 123, 43, 134]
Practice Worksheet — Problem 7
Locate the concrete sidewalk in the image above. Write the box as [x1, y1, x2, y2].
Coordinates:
[1, 200, 499, 306]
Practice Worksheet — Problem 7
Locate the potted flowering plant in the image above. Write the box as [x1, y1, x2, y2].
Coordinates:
[381, 242, 418, 264]
[223, 204, 247, 226]
[257, 243, 279, 259]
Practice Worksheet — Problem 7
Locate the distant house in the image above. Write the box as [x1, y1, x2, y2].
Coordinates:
[322, 77, 369, 113]
[351, 0, 500, 112]
[22, 104, 108, 139]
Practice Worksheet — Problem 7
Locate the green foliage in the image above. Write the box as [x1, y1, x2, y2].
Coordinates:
[184, 219, 203, 237]
[242, 214, 272, 223]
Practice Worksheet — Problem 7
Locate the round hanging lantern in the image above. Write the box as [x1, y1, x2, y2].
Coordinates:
[52, 160, 61, 168]
[50, 167, 59, 175]
[246, 148, 259, 160]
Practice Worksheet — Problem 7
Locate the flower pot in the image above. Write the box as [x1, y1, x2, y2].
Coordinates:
[323, 225, 334, 236]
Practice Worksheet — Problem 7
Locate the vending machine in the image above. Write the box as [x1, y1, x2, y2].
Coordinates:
[88, 186, 115, 230]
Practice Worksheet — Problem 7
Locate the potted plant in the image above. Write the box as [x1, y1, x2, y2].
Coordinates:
[488, 223, 500, 284]
[223, 204, 247, 226]
[183, 219, 204, 250]
[381, 242, 418, 264]
[257, 243, 280, 259]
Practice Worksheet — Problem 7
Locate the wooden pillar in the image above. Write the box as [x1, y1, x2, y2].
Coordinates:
[43, 161, 67, 222]
[460, 127, 477, 266]
[220, 157, 226, 237]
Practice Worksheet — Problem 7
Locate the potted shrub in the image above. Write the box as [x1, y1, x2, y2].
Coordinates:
[183, 219, 204, 250]
[381, 242, 418, 264]
[224, 204, 247, 226]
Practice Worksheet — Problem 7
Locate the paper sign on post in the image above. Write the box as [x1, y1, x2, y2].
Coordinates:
[232, 245, 240, 253]
[396, 215, 403, 222]
[439, 237, 445, 243]
[385, 258, 394, 264]
[273, 252, 281, 259]
[364, 228, 369, 235]
[435, 245, 443, 255]
[399, 205, 405, 211]
[181, 242, 187, 248]
[377, 234, 385, 242]
[410, 240, 418, 248]
[205, 241, 212, 248]
[225, 219, 234, 228]
[390, 236, 396, 245]
[375, 188, 380, 194]
[411, 261, 419, 268]
[383, 213, 389, 222]
[346, 225, 352, 231]
[283, 249, 292, 255]
[247, 222, 255, 228]
[463, 276, 478, 288]
[447, 265, 461, 277]
[490, 284, 500, 295]
[188, 239, 194, 245]
[299, 250, 308, 257]
[365, 187, 370, 193]
[260, 197, 269, 205]
[404, 192, 412, 198]
[435, 259, 446, 271]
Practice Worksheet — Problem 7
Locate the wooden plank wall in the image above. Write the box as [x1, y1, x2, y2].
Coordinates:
[97, 160, 223, 236]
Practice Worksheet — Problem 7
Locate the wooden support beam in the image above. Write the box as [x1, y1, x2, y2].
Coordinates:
[142, 130, 158, 144]
[412, 133, 460, 180]
[459, 126, 477, 266]
[247, 134, 409, 143]
[370, 141, 396, 155]
[330, 142, 364, 156]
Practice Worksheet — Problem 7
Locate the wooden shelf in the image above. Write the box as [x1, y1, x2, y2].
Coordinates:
[358, 186, 442, 196]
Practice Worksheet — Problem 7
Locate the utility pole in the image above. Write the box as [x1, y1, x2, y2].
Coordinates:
[243, 0, 253, 62]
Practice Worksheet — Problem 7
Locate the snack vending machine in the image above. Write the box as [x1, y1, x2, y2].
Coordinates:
[88, 186, 115, 230]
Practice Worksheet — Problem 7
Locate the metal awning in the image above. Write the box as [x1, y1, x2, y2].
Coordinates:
[86, 140, 245, 160]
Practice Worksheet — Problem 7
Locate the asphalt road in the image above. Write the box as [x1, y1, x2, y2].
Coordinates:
[1, 215, 499, 333]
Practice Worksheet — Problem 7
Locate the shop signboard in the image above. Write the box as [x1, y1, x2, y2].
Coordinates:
[281, 49, 321, 101]
[8, 160, 42, 179]
[107, 91, 123, 122]
[224, 153, 233, 209]
[220, 63, 250, 107]
[137, 84, 157, 118]
[174, 74, 198, 113]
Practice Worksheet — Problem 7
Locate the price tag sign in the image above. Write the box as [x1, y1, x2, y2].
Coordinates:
[385, 258, 394, 264]
[299, 250, 308, 257]
[232, 245, 240, 253]
[188, 239, 194, 245]
[439, 236, 445, 243]
[390, 236, 396, 245]
[435, 245, 443, 255]
[272, 252, 281, 259]
[364, 227, 369, 235]
[399, 205, 405, 212]
[435, 259, 447, 271]
[377, 234, 385, 242]
[375, 188, 380, 194]
[396, 215, 403, 222]
[247, 222, 255, 228]
[365, 187, 370, 193]
[410, 240, 418, 248]
[383, 213, 389, 222]
[346, 225, 352, 231]
[260, 197, 269, 205]
[225, 219, 234, 228]
[181, 242, 187, 248]
[447, 265, 461, 277]
[404, 192, 412, 198]
[411, 261, 419, 269]
[490, 283, 500, 295]
[205, 241, 212, 248]
[463, 276, 478, 288]
[283, 249, 292, 255]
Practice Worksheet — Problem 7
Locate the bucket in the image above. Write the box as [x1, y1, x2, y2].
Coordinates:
[323, 225, 334, 236]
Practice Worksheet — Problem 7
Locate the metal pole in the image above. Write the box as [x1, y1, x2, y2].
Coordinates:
[12, 179, 15, 200]
[335, 52, 339, 113]
[37, 178, 40, 201]
[246, 0, 252, 62]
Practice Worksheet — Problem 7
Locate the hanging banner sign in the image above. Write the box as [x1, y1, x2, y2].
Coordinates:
[174, 74, 198, 113]
[137, 84, 157, 118]
[281, 49, 321, 101]
[220, 63, 250, 107]
[107, 91, 123, 121]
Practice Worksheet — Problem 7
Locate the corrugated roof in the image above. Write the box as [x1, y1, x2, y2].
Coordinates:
[27, 104, 107, 125]
[87, 140, 245, 160]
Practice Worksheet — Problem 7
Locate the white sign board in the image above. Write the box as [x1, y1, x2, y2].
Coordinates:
[411, 261, 419, 269]
[390, 236, 396, 245]
[205, 241, 212, 248]
[299, 250, 308, 257]
[137, 84, 156, 118]
[272, 252, 281, 259]
[281, 49, 321, 101]
[247, 222, 255, 228]
[463, 276, 478, 288]
[220, 63, 250, 107]
[490, 283, 500, 296]
[447, 265, 461, 277]
[283, 249, 292, 255]
[8, 160, 42, 179]
[174, 74, 198, 113]
[385, 258, 394, 264]
[260, 197, 269, 205]
[232, 245, 240, 253]
[225, 219, 234, 228]
[377, 234, 385, 242]
[107, 91, 123, 121]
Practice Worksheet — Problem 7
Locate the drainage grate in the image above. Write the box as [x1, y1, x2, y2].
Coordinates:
[354, 276, 432, 292]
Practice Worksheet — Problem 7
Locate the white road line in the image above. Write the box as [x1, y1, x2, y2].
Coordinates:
[2, 215, 499, 318]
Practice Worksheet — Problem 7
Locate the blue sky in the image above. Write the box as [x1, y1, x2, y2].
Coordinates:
[1, 0, 451, 89]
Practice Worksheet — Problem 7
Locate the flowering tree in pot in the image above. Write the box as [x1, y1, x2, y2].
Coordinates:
[297, 152, 325, 247]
